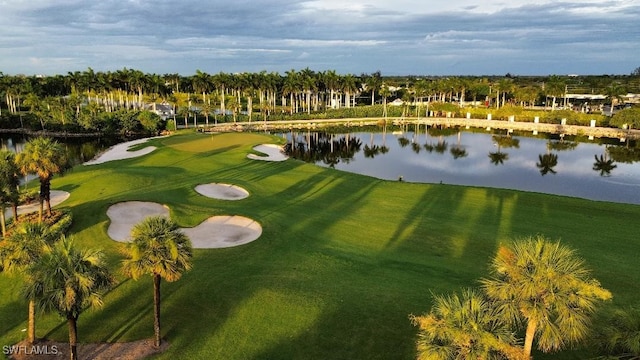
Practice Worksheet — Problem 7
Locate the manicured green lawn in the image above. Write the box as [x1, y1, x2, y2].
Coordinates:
[1, 131, 638, 359]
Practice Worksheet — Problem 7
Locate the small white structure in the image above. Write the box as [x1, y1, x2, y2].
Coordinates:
[146, 102, 175, 120]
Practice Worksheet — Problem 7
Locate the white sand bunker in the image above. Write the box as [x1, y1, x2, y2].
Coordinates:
[182, 216, 262, 248]
[247, 144, 288, 162]
[195, 183, 249, 200]
[85, 137, 163, 165]
[106, 202, 170, 242]
[106, 202, 261, 248]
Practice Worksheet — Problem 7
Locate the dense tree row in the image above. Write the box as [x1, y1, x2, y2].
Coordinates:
[1, 68, 639, 134]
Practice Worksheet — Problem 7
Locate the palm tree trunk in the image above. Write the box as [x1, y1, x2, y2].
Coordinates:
[0, 207, 5, 238]
[67, 316, 78, 360]
[523, 320, 537, 359]
[28, 299, 36, 344]
[154, 273, 162, 347]
[12, 203, 18, 223]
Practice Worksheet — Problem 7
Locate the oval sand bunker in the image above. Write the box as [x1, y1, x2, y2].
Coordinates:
[182, 216, 262, 248]
[195, 183, 249, 200]
[107, 201, 170, 242]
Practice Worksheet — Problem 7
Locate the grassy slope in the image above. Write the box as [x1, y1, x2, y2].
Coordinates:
[1, 131, 638, 359]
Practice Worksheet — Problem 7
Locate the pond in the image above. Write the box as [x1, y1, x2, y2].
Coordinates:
[279, 126, 640, 205]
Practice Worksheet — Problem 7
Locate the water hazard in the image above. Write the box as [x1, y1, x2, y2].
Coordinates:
[280, 126, 640, 204]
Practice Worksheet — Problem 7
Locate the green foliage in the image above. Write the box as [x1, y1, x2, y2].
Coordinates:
[121, 216, 193, 282]
[47, 211, 73, 237]
[137, 110, 165, 134]
[610, 106, 640, 129]
[410, 288, 522, 360]
[0, 150, 20, 217]
[482, 236, 612, 358]
[592, 306, 640, 359]
[23, 235, 114, 318]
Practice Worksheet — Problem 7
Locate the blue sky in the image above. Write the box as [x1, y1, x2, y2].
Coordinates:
[0, 0, 638, 76]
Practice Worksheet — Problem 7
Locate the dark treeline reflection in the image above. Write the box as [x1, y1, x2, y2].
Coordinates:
[282, 126, 640, 179]
[283, 131, 363, 168]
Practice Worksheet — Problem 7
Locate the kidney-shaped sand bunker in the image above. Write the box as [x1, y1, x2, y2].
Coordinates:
[106, 201, 261, 248]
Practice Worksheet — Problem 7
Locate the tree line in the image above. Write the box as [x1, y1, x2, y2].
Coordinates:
[1, 68, 639, 135]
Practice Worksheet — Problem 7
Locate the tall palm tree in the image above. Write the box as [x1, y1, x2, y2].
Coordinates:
[0, 150, 20, 235]
[379, 85, 391, 118]
[24, 236, 114, 360]
[605, 84, 627, 116]
[365, 71, 382, 106]
[16, 137, 68, 221]
[0, 221, 55, 344]
[544, 75, 566, 111]
[481, 235, 612, 359]
[121, 216, 193, 347]
[410, 288, 523, 360]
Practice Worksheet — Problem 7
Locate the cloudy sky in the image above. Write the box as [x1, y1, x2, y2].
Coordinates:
[1, 0, 638, 76]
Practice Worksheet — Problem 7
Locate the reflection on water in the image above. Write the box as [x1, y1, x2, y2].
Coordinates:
[281, 126, 640, 205]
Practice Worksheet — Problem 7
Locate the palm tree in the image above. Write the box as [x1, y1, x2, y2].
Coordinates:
[24, 236, 114, 360]
[0, 221, 56, 344]
[121, 216, 193, 347]
[593, 306, 640, 359]
[605, 84, 627, 116]
[410, 288, 523, 360]
[481, 235, 612, 359]
[0, 150, 20, 235]
[450, 131, 468, 159]
[593, 154, 617, 177]
[496, 78, 514, 108]
[15, 137, 68, 221]
[536, 153, 559, 176]
[365, 71, 382, 106]
[489, 135, 519, 166]
[380, 85, 391, 118]
[544, 75, 566, 111]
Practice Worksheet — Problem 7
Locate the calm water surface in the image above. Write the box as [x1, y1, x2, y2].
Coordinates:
[281, 128, 640, 205]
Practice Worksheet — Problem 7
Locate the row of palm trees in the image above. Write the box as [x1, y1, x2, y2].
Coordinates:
[2, 69, 636, 129]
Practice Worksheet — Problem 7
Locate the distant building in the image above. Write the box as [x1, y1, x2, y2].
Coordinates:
[146, 102, 174, 120]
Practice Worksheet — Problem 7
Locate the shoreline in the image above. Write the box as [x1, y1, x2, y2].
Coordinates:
[203, 117, 640, 140]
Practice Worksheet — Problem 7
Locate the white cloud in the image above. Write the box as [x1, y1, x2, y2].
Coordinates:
[0, 0, 637, 75]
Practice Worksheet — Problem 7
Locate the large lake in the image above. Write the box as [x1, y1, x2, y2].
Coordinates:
[280, 127, 640, 205]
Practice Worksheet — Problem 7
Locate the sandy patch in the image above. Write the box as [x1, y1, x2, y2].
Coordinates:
[183, 216, 262, 248]
[9, 338, 168, 360]
[106, 202, 261, 248]
[247, 144, 288, 162]
[106, 202, 170, 242]
[84, 137, 164, 165]
[5, 190, 70, 220]
[195, 183, 249, 200]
